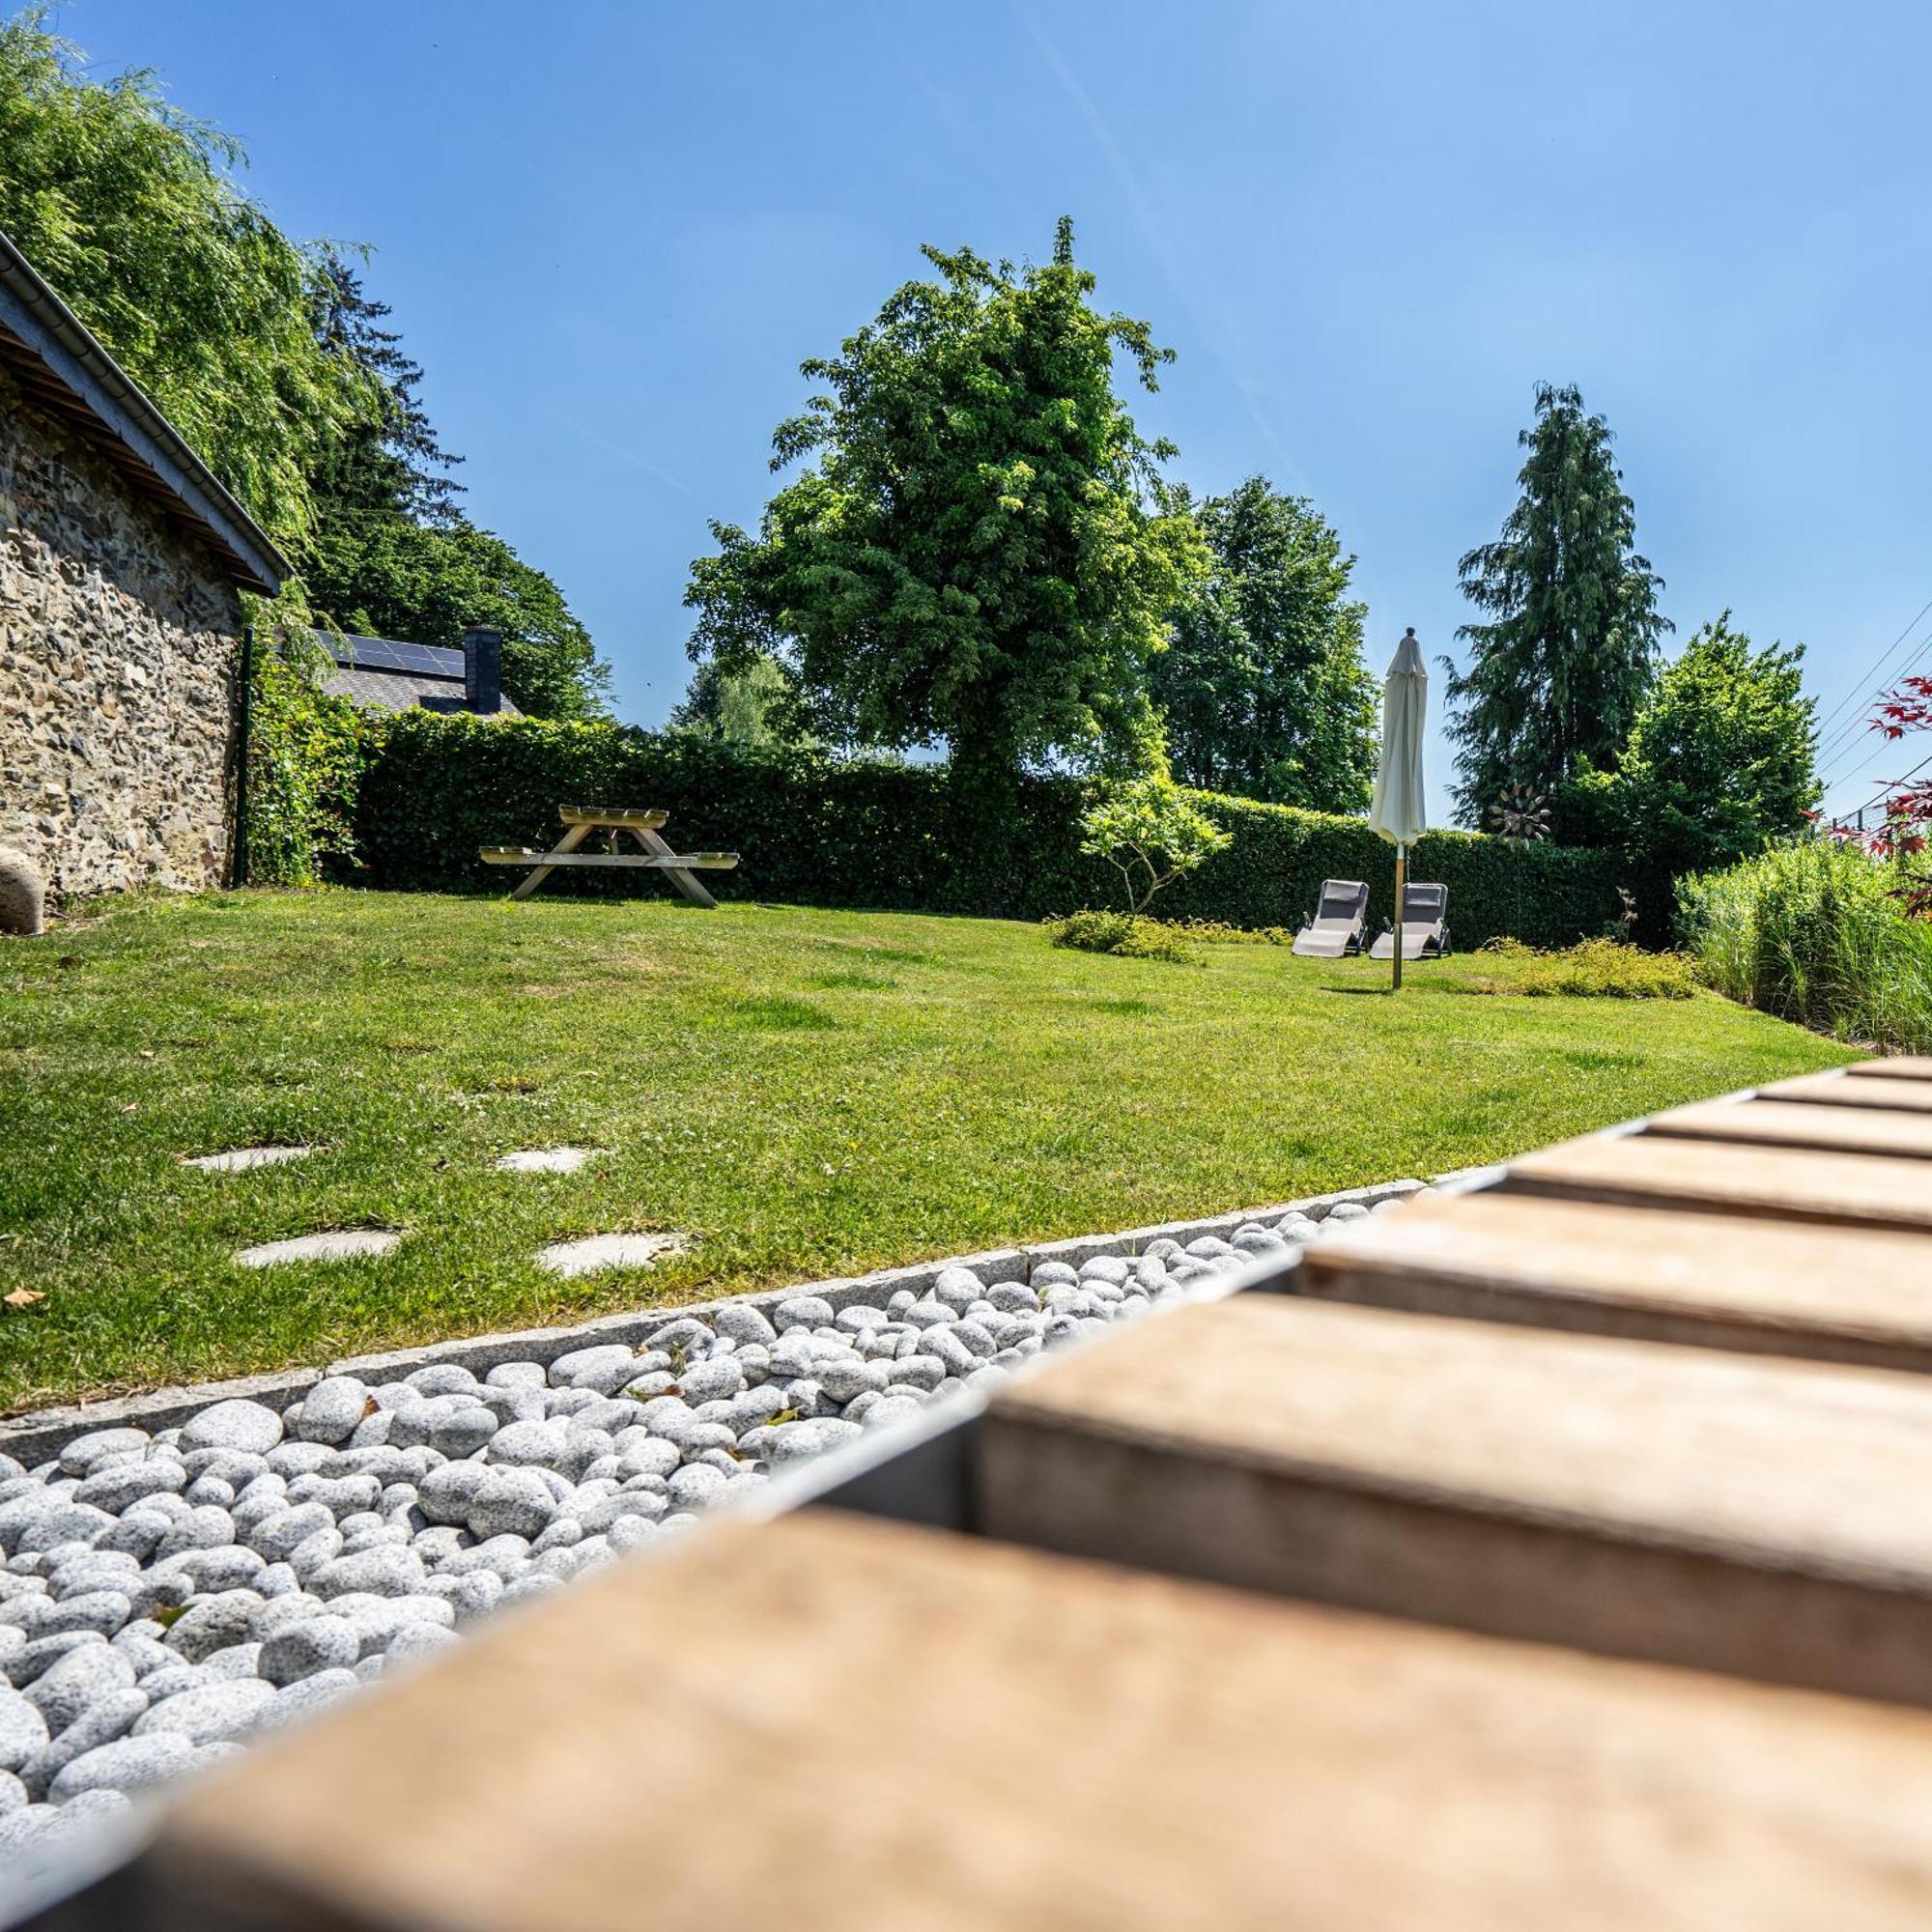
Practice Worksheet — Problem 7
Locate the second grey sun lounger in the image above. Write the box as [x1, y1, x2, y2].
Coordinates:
[1369, 881, 1451, 960]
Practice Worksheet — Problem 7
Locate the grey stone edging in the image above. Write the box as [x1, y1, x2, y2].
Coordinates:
[0, 1178, 1421, 1463]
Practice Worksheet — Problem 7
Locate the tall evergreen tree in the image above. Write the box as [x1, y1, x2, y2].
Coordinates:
[1152, 477, 1378, 811]
[1446, 383, 1669, 819]
[307, 253, 465, 529]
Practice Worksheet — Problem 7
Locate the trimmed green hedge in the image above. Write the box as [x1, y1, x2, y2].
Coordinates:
[340, 713, 1644, 948]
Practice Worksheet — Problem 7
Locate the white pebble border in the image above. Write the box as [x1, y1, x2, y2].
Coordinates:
[0, 1179, 1424, 1891]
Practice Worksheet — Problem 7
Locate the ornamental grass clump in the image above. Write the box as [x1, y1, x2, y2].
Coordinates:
[1679, 839, 1932, 1052]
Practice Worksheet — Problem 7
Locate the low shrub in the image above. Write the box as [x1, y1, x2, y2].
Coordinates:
[1165, 918, 1294, 946]
[1045, 911, 1203, 963]
[1463, 937, 1699, 999]
[1678, 840, 1932, 1051]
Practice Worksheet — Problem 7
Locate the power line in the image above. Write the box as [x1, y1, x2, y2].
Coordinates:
[1828, 742, 1932, 829]
[1814, 620, 1932, 783]
[1809, 591, 1932, 747]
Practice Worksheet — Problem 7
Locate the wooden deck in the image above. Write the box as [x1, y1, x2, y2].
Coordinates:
[51, 1057, 1932, 1930]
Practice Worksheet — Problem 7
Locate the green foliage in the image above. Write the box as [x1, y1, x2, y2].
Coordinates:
[669, 653, 813, 748]
[303, 516, 610, 721]
[0, 12, 375, 553]
[685, 218, 1208, 781]
[1045, 910, 1202, 963]
[1152, 477, 1378, 810]
[1079, 775, 1231, 912]
[1559, 613, 1819, 871]
[1447, 383, 1671, 818]
[342, 714, 1636, 947]
[1463, 937, 1698, 999]
[242, 626, 373, 887]
[1679, 840, 1932, 1053]
[1160, 919, 1294, 946]
[0, 13, 610, 726]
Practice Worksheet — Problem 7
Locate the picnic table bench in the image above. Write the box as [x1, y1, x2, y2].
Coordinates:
[481, 806, 738, 907]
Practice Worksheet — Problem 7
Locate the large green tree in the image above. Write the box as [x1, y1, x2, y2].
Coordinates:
[1565, 613, 1819, 875]
[1446, 383, 1670, 820]
[1151, 477, 1377, 810]
[685, 219, 1207, 786]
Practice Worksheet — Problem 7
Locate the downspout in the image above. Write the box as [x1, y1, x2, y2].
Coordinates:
[230, 623, 253, 888]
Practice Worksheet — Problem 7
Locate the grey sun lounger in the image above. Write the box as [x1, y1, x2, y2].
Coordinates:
[1369, 881, 1451, 960]
[1292, 878, 1371, 957]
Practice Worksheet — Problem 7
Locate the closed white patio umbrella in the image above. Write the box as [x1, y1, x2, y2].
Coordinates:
[1367, 627, 1429, 990]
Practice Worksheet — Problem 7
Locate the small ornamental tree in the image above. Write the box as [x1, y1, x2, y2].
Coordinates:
[1860, 673, 1932, 915]
[1079, 776, 1230, 913]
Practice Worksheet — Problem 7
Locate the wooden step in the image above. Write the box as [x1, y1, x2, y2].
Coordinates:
[1760, 1070, 1932, 1113]
[1504, 1131, 1932, 1236]
[106, 1513, 1932, 1932]
[1846, 1057, 1932, 1083]
[1295, 1190, 1932, 1373]
[1644, 1096, 1932, 1161]
[979, 1293, 1932, 1704]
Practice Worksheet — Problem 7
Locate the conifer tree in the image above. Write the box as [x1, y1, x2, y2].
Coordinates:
[1446, 384, 1669, 818]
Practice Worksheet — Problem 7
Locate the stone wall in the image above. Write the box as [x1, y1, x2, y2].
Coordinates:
[0, 359, 244, 902]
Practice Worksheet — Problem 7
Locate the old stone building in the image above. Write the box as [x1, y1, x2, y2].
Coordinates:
[0, 231, 286, 902]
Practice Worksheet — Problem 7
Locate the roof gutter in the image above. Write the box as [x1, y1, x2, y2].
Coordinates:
[0, 228, 291, 595]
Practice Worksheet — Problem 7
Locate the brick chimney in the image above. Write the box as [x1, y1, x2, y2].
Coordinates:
[462, 623, 503, 716]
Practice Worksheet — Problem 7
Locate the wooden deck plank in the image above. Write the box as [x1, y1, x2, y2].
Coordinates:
[1295, 1191, 1932, 1373]
[1503, 1132, 1932, 1235]
[1846, 1057, 1932, 1083]
[1644, 1096, 1932, 1161]
[980, 1294, 1932, 1704]
[1761, 1071, 1932, 1114]
[110, 1513, 1932, 1932]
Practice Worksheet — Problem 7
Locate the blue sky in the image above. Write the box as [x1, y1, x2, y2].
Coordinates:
[46, 0, 1932, 827]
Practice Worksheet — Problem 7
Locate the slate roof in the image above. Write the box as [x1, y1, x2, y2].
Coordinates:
[317, 632, 522, 717]
[0, 229, 287, 595]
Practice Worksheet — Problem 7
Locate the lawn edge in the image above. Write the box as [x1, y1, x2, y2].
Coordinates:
[0, 1178, 1422, 1463]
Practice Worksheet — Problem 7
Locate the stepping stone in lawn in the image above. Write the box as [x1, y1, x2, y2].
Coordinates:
[183, 1146, 314, 1174]
[235, 1231, 403, 1268]
[494, 1148, 597, 1175]
[535, 1234, 686, 1279]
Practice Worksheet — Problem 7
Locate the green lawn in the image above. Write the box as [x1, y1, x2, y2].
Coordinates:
[0, 889, 1852, 1413]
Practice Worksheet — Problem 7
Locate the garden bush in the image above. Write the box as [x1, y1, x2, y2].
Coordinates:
[1045, 911, 1203, 963]
[341, 713, 1640, 948]
[1678, 840, 1932, 1052]
[1462, 938, 1699, 1000]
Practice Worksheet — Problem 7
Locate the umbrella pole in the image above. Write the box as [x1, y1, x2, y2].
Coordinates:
[1392, 843, 1406, 992]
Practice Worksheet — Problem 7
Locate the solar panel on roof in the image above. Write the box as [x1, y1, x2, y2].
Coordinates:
[320, 632, 464, 678]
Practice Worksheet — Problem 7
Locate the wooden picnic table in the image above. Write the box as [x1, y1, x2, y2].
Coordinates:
[481, 805, 738, 907]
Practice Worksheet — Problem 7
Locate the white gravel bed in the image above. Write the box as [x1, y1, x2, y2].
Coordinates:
[0, 1192, 1421, 1888]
